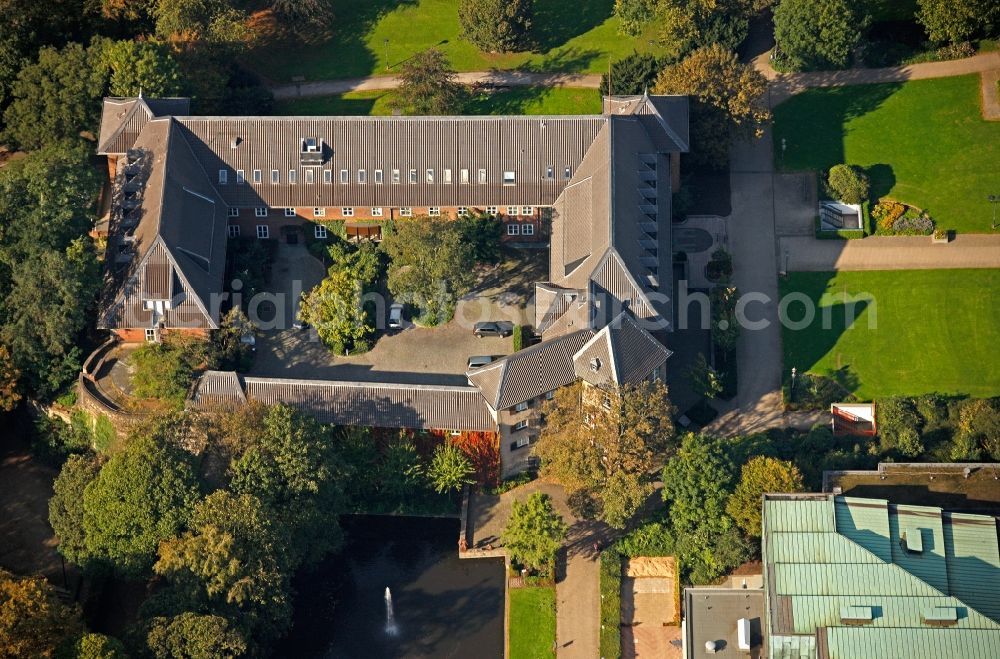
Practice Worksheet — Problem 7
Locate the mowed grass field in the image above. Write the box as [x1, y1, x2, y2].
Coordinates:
[274, 87, 602, 116]
[773, 75, 1000, 233]
[249, 0, 665, 82]
[780, 270, 1000, 399]
[509, 586, 556, 659]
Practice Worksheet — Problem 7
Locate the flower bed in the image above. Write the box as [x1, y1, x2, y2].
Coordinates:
[872, 201, 935, 236]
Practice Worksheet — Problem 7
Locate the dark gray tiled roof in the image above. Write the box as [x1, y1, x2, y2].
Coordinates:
[573, 311, 672, 387]
[466, 329, 594, 411]
[191, 371, 497, 432]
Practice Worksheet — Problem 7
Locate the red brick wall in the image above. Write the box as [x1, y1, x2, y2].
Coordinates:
[114, 327, 209, 344]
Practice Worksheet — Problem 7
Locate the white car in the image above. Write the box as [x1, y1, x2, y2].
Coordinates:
[388, 303, 404, 329]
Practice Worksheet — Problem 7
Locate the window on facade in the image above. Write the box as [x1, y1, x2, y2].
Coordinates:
[426, 169, 434, 184]
[218, 169, 228, 184]
[392, 169, 401, 184]
[400, 207, 412, 217]
[513, 420, 528, 431]
[506, 205, 518, 215]
[253, 169, 262, 184]
[340, 169, 349, 184]
[228, 207, 239, 217]
[255, 207, 267, 217]
[228, 225, 240, 238]
[486, 206, 498, 216]
[564, 166, 572, 179]
[371, 207, 384, 217]
[515, 401, 529, 412]
[236, 169, 245, 184]
[507, 224, 520, 236]
[460, 168, 470, 184]
[409, 169, 417, 184]
[375, 169, 383, 184]
[457, 207, 468, 216]
[342, 207, 354, 217]
[443, 169, 452, 184]
[313, 207, 326, 217]
[522, 223, 535, 236]
[515, 435, 530, 448]
[314, 224, 327, 239]
[522, 206, 533, 215]
[546, 166, 554, 179]
[284, 208, 296, 217]
[503, 171, 516, 185]
[289, 170, 297, 184]
[256, 225, 269, 239]
[545, 390, 555, 400]
[478, 169, 487, 184]
[304, 169, 314, 184]
[323, 169, 332, 184]
[145, 328, 157, 342]
[271, 169, 280, 184]
[428, 207, 441, 216]
[358, 169, 367, 184]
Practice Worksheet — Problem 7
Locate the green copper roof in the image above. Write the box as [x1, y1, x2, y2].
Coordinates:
[762, 494, 1000, 659]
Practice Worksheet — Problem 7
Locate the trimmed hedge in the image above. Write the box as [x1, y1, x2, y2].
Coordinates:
[512, 325, 526, 352]
[599, 548, 623, 659]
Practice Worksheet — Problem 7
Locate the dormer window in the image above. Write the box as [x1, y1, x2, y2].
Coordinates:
[503, 171, 516, 186]
[218, 170, 227, 185]
[300, 137, 324, 165]
[236, 170, 245, 184]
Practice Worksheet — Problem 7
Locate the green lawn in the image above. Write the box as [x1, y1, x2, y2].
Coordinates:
[773, 75, 1000, 233]
[248, 0, 665, 82]
[274, 87, 602, 116]
[510, 586, 556, 659]
[780, 270, 1000, 400]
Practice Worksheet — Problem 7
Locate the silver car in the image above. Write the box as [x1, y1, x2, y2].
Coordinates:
[467, 355, 494, 369]
[388, 303, 404, 329]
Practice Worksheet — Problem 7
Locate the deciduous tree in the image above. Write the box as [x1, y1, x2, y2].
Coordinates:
[427, 442, 475, 493]
[917, 0, 996, 44]
[98, 39, 183, 98]
[49, 454, 101, 568]
[389, 49, 469, 116]
[653, 44, 768, 167]
[687, 352, 723, 400]
[773, 0, 868, 71]
[601, 52, 662, 96]
[459, 0, 533, 53]
[0, 569, 83, 657]
[726, 456, 804, 537]
[83, 433, 201, 576]
[145, 612, 247, 659]
[65, 633, 128, 659]
[535, 381, 676, 528]
[827, 164, 870, 204]
[0, 345, 20, 412]
[502, 492, 567, 572]
[661, 433, 735, 535]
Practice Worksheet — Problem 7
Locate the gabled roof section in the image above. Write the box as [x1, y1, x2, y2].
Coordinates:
[98, 97, 193, 155]
[466, 329, 595, 411]
[573, 311, 672, 388]
[603, 93, 690, 152]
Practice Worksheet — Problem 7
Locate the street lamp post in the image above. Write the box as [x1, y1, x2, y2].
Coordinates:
[989, 195, 999, 231]
[384, 39, 389, 71]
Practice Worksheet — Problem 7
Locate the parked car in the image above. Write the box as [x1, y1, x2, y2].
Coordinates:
[473, 321, 513, 338]
[388, 303, 404, 329]
[467, 355, 494, 369]
[239, 333, 256, 351]
[292, 319, 309, 330]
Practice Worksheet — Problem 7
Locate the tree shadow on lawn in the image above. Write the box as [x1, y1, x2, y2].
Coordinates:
[773, 83, 903, 172]
[779, 271, 873, 392]
[513, 46, 602, 74]
[531, 0, 615, 53]
[865, 163, 896, 202]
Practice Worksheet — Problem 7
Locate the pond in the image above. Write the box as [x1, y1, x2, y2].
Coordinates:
[277, 515, 505, 659]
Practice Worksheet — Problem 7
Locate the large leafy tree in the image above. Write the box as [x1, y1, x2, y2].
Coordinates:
[0, 569, 83, 657]
[373, 436, 426, 506]
[0, 345, 20, 412]
[726, 456, 804, 537]
[459, 0, 533, 53]
[773, 0, 868, 71]
[49, 454, 101, 569]
[83, 433, 201, 576]
[154, 491, 293, 644]
[2, 42, 108, 150]
[601, 52, 662, 96]
[145, 612, 247, 659]
[380, 216, 477, 325]
[299, 241, 378, 354]
[535, 381, 676, 528]
[389, 49, 469, 116]
[427, 442, 475, 493]
[97, 39, 184, 98]
[654, 43, 768, 168]
[65, 633, 128, 659]
[917, 0, 997, 44]
[229, 404, 346, 567]
[502, 492, 568, 572]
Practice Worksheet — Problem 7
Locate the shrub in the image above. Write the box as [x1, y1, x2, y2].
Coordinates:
[512, 325, 525, 352]
[486, 471, 533, 495]
[872, 201, 906, 232]
[877, 397, 924, 455]
[827, 164, 870, 204]
[892, 214, 935, 235]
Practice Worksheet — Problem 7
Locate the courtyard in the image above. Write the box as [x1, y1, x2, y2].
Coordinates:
[780, 269, 1000, 399]
[250, 241, 547, 384]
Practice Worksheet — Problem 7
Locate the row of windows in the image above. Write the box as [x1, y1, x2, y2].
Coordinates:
[228, 206, 534, 218]
[219, 166, 574, 187]
[507, 224, 534, 236]
[233, 220, 535, 241]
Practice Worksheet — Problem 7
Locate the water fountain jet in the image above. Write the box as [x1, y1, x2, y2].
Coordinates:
[385, 586, 398, 636]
